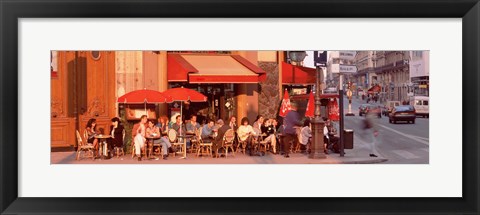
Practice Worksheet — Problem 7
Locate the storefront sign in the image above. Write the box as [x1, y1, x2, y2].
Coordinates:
[339, 51, 357, 60]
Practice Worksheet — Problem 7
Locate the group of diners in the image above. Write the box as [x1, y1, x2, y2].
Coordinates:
[82, 104, 340, 161]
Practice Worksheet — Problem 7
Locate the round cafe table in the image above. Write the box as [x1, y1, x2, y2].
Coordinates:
[94, 134, 112, 159]
[146, 135, 161, 159]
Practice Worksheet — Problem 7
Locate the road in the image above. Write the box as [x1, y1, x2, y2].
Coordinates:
[342, 95, 429, 164]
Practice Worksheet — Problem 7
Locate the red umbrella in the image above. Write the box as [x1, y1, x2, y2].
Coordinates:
[279, 89, 291, 117]
[117, 89, 173, 115]
[161, 87, 207, 102]
[305, 91, 315, 118]
[117, 89, 173, 103]
[161, 87, 207, 118]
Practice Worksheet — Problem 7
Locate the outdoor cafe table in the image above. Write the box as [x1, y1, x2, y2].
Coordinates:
[177, 134, 194, 159]
[146, 135, 161, 159]
[94, 134, 111, 159]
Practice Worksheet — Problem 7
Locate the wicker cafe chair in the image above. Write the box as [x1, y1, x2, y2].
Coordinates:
[196, 127, 213, 157]
[256, 134, 269, 155]
[131, 136, 147, 159]
[168, 129, 184, 157]
[76, 130, 95, 160]
[189, 128, 201, 154]
[236, 135, 248, 155]
[216, 129, 236, 158]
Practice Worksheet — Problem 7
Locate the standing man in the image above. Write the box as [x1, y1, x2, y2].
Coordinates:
[364, 111, 380, 157]
[283, 102, 302, 158]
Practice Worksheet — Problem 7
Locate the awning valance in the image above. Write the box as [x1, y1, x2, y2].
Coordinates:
[282, 62, 316, 85]
[167, 54, 266, 84]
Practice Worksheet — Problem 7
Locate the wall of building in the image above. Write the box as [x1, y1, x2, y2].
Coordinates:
[51, 51, 116, 149]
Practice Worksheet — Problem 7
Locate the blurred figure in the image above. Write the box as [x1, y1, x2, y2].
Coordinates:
[364, 112, 380, 157]
[109, 117, 124, 158]
[283, 102, 302, 158]
[237, 117, 256, 155]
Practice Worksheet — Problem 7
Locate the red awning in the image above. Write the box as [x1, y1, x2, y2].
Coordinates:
[167, 54, 266, 84]
[367, 85, 381, 94]
[282, 62, 317, 85]
[290, 93, 339, 101]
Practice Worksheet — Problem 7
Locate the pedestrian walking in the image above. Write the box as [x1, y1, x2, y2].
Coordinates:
[363, 111, 381, 157]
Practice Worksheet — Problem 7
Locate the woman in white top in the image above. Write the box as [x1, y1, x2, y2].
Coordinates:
[237, 117, 256, 154]
[134, 115, 148, 161]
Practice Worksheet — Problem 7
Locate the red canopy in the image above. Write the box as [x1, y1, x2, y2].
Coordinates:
[117, 89, 173, 103]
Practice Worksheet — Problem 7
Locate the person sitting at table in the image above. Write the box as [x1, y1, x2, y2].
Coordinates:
[156, 115, 170, 134]
[228, 115, 239, 149]
[108, 117, 124, 158]
[300, 119, 312, 154]
[147, 119, 171, 160]
[252, 115, 264, 135]
[260, 119, 277, 154]
[201, 119, 215, 142]
[186, 115, 201, 134]
[172, 114, 189, 147]
[85, 118, 99, 157]
[237, 117, 256, 156]
[212, 119, 230, 157]
[133, 115, 148, 161]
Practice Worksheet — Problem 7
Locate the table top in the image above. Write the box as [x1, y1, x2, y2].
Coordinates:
[94, 134, 111, 139]
[147, 135, 161, 139]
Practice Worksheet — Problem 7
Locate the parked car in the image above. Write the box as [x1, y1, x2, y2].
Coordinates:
[382, 100, 401, 116]
[359, 104, 381, 118]
[389, 105, 416, 124]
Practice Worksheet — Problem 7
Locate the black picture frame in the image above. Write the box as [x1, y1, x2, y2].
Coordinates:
[1, 0, 479, 214]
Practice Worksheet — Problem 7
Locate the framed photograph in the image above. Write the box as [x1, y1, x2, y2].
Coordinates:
[1, 0, 479, 214]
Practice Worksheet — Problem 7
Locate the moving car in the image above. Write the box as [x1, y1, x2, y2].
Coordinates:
[389, 105, 416, 124]
[409, 96, 429, 118]
[382, 100, 401, 116]
[359, 104, 381, 118]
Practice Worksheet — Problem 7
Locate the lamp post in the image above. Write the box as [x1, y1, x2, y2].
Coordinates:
[289, 51, 326, 159]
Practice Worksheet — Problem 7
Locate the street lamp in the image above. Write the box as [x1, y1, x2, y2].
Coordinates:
[289, 51, 307, 83]
[289, 51, 326, 159]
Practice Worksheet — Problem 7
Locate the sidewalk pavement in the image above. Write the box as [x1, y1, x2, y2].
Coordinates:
[51, 147, 388, 164]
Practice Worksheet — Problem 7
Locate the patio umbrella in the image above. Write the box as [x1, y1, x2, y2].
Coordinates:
[279, 89, 291, 117]
[305, 91, 315, 118]
[161, 86, 208, 119]
[117, 88, 173, 115]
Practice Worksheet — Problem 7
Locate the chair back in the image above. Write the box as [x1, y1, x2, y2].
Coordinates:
[76, 130, 84, 147]
[83, 129, 88, 142]
[223, 129, 235, 143]
[197, 126, 204, 143]
[168, 129, 177, 143]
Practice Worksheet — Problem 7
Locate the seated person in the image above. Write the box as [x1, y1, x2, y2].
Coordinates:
[261, 119, 277, 154]
[186, 115, 201, 134]
[201, 119, 215, 142]
[237, 117, 256, 155]
[300, 119, 312, 153]
[212, 119, 231, 156]
[85, 118, 99, 157]
[147, 119, 172, 160]
[172, 114, 189, 147]
[108, 117, 124, 157]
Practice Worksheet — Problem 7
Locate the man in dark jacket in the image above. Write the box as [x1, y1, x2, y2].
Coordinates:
[213, 119, 230, 157]
[283, 102, 302, 158]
